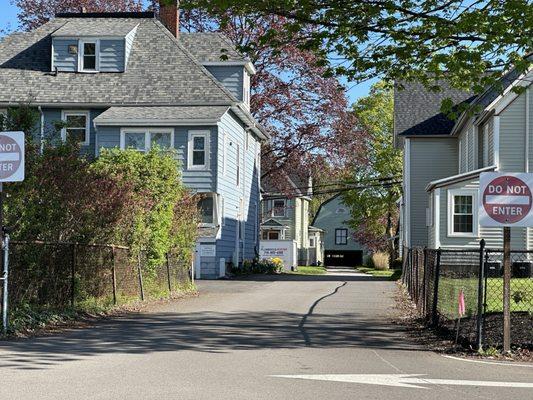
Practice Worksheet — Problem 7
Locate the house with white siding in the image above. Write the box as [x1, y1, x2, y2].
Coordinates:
[0, 4, 268, 278]
[398, 63, 533, 250]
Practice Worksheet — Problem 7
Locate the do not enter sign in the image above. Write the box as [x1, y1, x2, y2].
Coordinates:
[0, 131, 25, 182]
[479, 173, 533, 227]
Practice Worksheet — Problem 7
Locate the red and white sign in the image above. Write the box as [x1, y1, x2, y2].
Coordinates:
[479, 172, 533, 227]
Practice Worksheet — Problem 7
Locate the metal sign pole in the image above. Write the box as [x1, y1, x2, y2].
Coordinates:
[0, 183, 6, 333]
[2, 233, 8, 333]
[503, 226, 511, 353]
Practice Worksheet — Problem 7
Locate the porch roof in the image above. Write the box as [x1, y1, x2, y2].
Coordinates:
[93, 105, 230, 126]
[425, 165, 497, 192]
[261, 219, 288, 228]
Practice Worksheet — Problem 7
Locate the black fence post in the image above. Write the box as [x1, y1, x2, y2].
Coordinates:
[71, 243, 76, 308]
[431, 249, 442, 327]
[137, 252, 144, 301]
[111, 246, 117, 306]
[166, 252, 172, 295]
[476, 239, 486, 351]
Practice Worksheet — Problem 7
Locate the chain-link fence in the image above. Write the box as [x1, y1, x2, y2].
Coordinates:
[4, 241, 193, 312]
[402, 244, 533, 349]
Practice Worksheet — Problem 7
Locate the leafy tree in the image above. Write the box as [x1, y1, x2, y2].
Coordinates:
[342, 81, 402, 259]
[184, 0, 533, 101]
[180, 10, 367, 181]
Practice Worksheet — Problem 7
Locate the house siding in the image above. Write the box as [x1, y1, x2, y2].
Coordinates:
[96, 124, 217, 191]
[38, 108, 102, 155]
[99, 39, 125, 72]
[216, 111, 260, 271]
[313, 195, 365, 252]
[53, 38, 126, 73]
[499, 92, 527, 172]
[408, 137, 458, 247]
[52, 38, 78, 72]
[205, 65, 243, 101]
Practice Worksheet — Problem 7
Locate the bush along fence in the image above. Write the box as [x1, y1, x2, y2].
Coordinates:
[402, 242, 533, 350]
[1, 239, 193, 331]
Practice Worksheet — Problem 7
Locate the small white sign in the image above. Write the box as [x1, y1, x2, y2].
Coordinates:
[0, 131, 24, 182]
[479, 172, 533, 227]
[199, 244, 216, 257]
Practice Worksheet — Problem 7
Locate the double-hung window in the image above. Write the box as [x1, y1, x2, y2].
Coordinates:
[188, 130, 210, 170]
[272, 199, 286, 217]
[80, 40, 98, 72]
[62, 111, 90, 145]
[335, 228, 348, 245]
[120, 128, 174, 152]
[198, 195, 215, 226]
[448, 189, 478, 236]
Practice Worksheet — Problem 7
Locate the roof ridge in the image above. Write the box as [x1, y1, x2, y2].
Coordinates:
[151, 19, 238, 104]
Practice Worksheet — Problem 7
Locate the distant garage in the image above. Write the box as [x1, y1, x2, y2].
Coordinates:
[324, 250, 363, 267]
[312, 194, 368, 267]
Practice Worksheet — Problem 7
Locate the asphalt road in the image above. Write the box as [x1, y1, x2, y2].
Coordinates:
[0, 267, 532, 399]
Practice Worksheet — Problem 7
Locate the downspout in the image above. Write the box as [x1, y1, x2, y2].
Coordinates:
[38, 106, 44, 155]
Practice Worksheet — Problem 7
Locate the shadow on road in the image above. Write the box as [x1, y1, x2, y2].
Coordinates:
[0, 272, 413, 370]
[0, 311, 414, 370]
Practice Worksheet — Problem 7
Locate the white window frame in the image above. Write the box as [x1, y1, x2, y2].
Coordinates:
[447, 189, 479, 237]
[272, 199, 286, 217]
[222, 130, 228, 176]
[78, 39, 100, 73]
[236, 142, 241, 187]
[243, 70, 251, 108]
[61, 110, 91, 146]
[219, 195, 225, 227]
[309, 237, 315, 247]
[198, 192, 218, 228]
[187, 130, 210, 170]
[335, 228, 348, 245]
[120, 128, 174, 152]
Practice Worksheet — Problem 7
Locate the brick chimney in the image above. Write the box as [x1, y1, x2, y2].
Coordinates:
[159, 0, 180, 38]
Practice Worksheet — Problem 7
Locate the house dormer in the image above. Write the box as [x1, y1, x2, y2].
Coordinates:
[180, 32, 255, 108]
[51, 19, 139, 73]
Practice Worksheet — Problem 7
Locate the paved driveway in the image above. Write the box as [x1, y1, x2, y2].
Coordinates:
[0, 268, 531, 399]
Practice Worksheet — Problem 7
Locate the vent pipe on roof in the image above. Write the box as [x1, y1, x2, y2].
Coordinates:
[158, 0, 180, 38]
[80, 6, 87, 13]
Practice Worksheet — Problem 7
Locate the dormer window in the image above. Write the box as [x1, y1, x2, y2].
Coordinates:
[80, 40, 98, 72]
[51, 21, 138, 73]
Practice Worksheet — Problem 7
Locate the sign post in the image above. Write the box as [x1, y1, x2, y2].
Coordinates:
[479, 172, 533, 353]
[0, 131, 25, 334]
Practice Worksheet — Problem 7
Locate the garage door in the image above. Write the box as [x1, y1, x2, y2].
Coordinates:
[324, 250, 363, 267]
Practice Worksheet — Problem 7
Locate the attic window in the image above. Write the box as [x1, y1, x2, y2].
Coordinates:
[80, 40, 98, 72]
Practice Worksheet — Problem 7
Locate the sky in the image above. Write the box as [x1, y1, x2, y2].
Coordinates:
[0, 0, 375, 104]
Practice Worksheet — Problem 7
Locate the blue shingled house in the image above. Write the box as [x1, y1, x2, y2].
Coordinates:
[0, 4, 268, 279]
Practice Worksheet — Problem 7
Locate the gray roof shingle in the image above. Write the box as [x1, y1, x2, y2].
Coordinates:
[94, 105, 230, 124]
[180, 32, 247, 63]
[52, 19, 139, 37]
[394, 80, 472, 137]
[0, 16, 238, 106]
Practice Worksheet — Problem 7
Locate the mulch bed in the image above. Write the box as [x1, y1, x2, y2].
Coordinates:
[392, 284, 533, 362]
